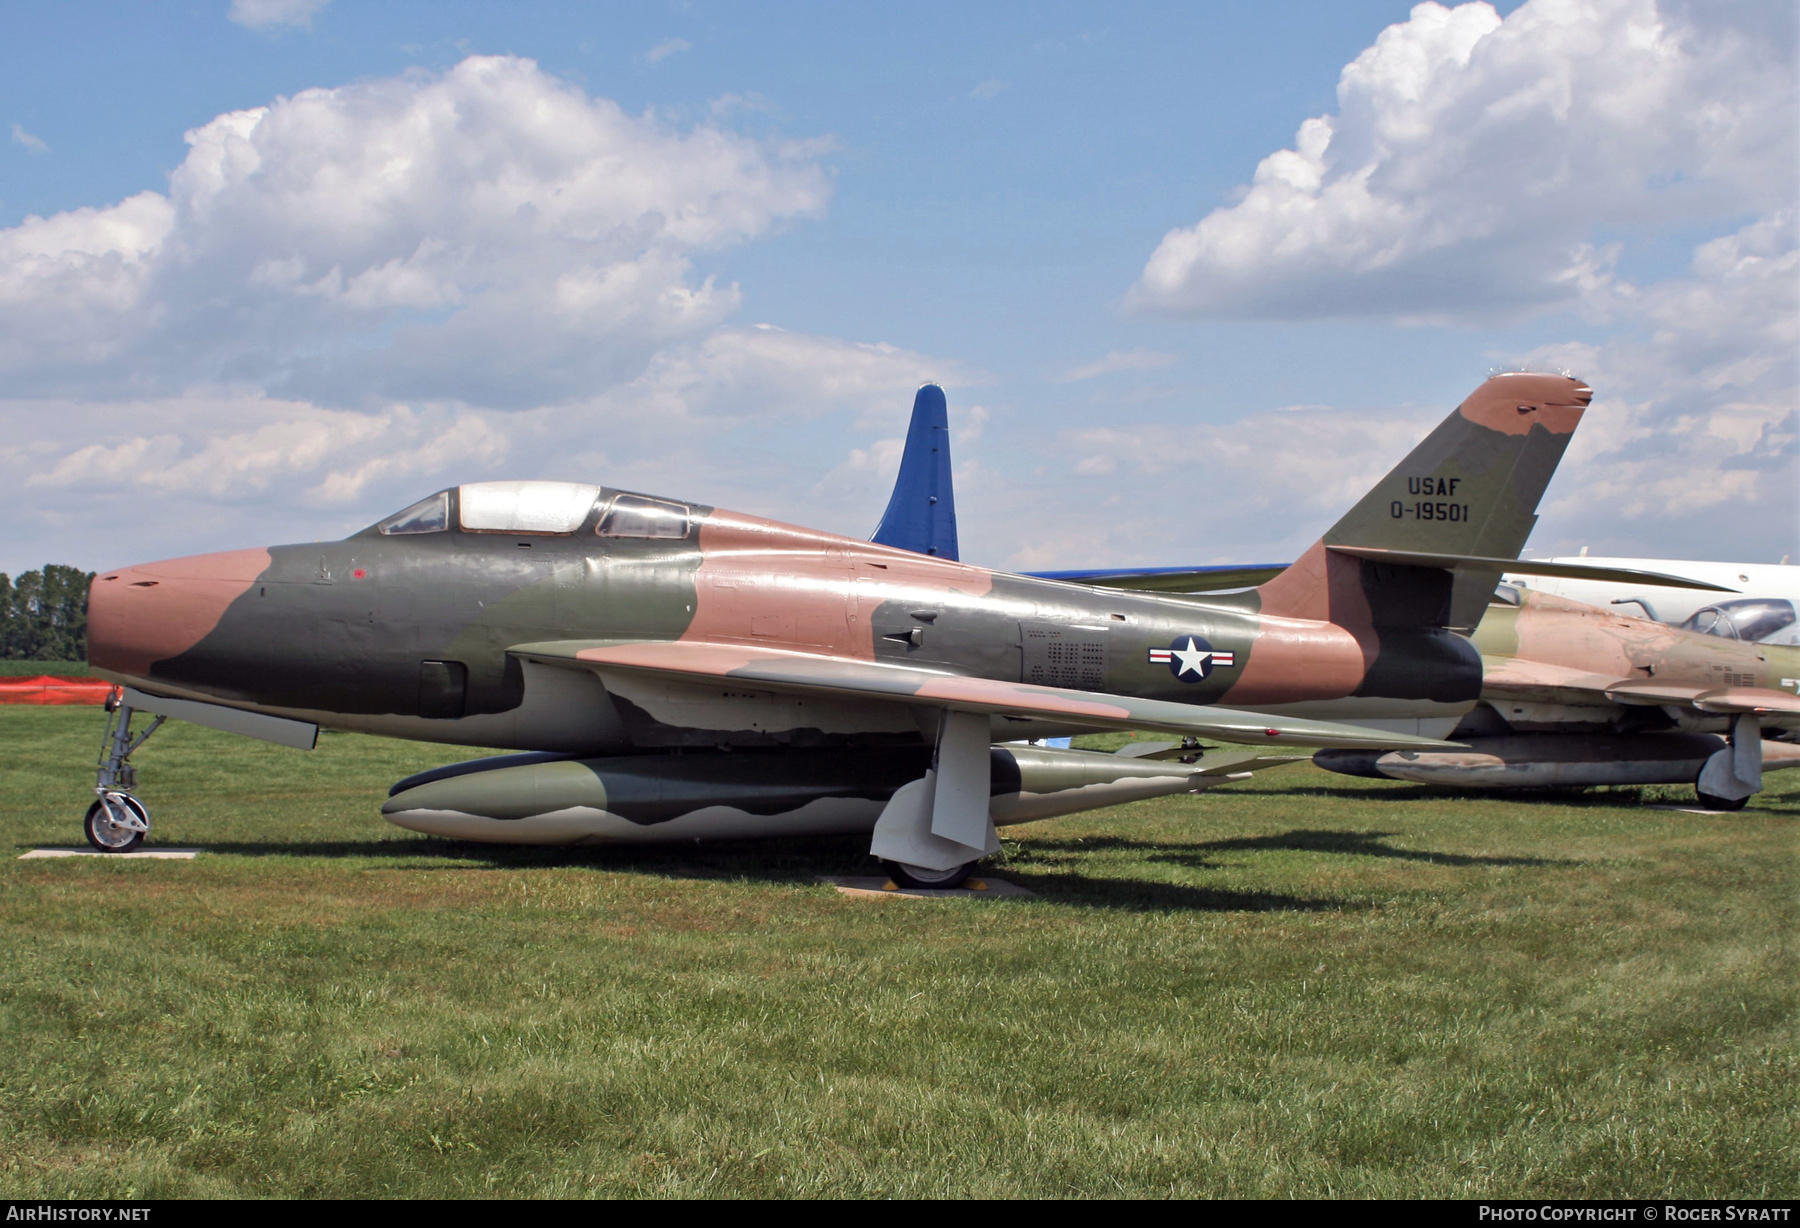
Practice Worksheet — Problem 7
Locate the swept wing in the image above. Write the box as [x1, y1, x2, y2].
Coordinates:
[1326, 548, 1736, 592]
[509, 639, 1457, 750]
[1481, 656, 1800, 721]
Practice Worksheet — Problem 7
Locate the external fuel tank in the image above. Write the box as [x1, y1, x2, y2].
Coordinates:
[381, 743, 1276, 845]
[1313, 733, 1800, 789]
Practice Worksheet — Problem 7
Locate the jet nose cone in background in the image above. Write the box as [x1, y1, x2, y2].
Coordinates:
[88, 548, 272, 680]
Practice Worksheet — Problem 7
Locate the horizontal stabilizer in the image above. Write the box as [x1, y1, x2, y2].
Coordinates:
[1327, 546, 1737, 591]
[1028, 564, 1289, 593]
[509, 639, 1458, 750]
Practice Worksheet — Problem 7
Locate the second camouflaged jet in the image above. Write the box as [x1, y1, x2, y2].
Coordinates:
[88, 372, 1617, 883]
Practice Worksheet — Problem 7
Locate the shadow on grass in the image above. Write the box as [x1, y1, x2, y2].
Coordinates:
[1194, 828, 1571, 867]
[125, 835, 1350, 913]
[1004, 873, 1347, 913]
[177, 834, 872, 879]
[1019, 829, 1571, 868]
[1246, 781, 1746, 811]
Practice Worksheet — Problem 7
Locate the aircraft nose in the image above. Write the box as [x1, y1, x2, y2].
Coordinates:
[88, 548, 272, 680]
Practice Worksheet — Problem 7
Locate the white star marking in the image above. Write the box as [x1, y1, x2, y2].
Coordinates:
[1170, 637, 1212, 678]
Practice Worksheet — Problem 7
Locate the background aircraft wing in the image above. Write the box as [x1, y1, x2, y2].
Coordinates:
[1603, 681, 1800, 717]
[1023, 564, 1289, 593]
[1482, 656, 1800, 723]
[510, 639, 1458, 749]
[1328, 547, 1736, 591]
[1019, 554, 1730, 601]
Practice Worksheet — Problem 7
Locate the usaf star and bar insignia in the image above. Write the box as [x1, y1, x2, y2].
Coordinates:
[1148, 635, 1236, 683]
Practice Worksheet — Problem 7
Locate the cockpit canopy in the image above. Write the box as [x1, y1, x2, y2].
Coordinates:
[459, 481, 599, 534]
[373, 482, 692, 540]
[1678, 597, 1799, 645]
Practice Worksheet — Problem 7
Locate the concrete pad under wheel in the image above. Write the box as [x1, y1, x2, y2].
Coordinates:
[20, 848, 201, 860]
[819, 875, 1034, 900]
[1647, 805, 1749, 816]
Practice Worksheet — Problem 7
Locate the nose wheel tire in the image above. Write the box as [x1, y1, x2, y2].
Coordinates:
[879, 858, 977, 889]
[85, 795, 150, 853]
[1694, 789, 1749, 813]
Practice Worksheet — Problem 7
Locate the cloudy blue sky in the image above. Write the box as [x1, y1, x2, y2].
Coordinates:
[1, 0, 1793, 575]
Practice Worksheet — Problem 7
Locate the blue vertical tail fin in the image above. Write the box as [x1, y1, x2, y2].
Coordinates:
[870, 383, 959, 560]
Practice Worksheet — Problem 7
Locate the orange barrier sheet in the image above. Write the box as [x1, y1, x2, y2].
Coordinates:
[0, 676, 114, 705]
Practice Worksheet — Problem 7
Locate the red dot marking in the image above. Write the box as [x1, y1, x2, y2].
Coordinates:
[353, 568, 367, 579]
[1264, 728, 1280, 737]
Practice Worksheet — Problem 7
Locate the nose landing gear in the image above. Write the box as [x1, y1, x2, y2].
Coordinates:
[87, 691, 165, 853]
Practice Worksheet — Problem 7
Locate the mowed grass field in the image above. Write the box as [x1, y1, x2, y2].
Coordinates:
[0, 705, 1794, 1198]
[0, 660, 93, 676]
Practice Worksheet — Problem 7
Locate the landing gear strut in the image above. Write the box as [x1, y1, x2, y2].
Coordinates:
[87, 691, 165, 853]
[1694, 713, 1762, 814]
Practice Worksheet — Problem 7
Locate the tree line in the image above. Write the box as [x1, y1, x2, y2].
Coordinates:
[1, 566, 94, 661]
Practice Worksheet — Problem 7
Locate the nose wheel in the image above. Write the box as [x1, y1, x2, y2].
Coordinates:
[85, 794, 150, 852]
[86, 691, 166, 853]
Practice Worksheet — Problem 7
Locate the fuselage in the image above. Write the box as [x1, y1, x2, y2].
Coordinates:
[1469, 587, 1800, 734]
[88, 483, 1482, 751]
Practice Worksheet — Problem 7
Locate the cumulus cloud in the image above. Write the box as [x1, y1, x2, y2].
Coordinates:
[986, 403, 1441, 571]
[980, 211, 1797, 571]
[645, 38, 693, 64]
[1097, 0, 1796, 568]
[1057, 348, 1177, 382]
[15, 393, 507, 503]
[1, 326, 959, 570]
[0, 56, 968, 571]
[542, 326, 964, 523]
[593, 325, 961, 428]
[1522, 210, 1799, 557]
[228, 0, 331, 31]
[1130, 0, 1796, 322]
[0, 55, 832, 406]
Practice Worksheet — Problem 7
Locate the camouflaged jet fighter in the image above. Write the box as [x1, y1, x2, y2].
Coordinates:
[86, 372, 1609, 883]
[958, 376, 1800, 810]
[1314, 585, 1800, 808]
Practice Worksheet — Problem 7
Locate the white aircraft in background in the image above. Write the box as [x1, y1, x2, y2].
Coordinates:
[1505, 555, 1800, 646]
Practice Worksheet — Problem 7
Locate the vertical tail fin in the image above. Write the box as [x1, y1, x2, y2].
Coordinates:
[1257, 372, 1592, 633]
[871, 384, 959, 560]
